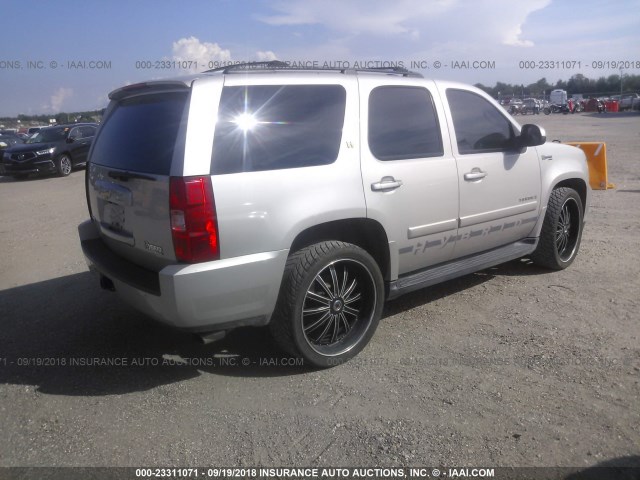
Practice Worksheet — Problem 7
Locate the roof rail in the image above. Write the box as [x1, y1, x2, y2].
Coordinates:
[203, 61, 290, 73]
[357, 67, 423, 78]
[203, 61, 423, 78]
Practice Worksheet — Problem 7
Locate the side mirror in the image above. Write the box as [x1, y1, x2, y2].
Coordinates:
[66, 136, 76, 143]
[519, 124, 546, 147]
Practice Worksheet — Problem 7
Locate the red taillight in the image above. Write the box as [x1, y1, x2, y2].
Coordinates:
[169, 176, 220, 263]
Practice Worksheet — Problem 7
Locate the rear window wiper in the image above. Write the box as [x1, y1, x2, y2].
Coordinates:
[108, 170, 156, 182]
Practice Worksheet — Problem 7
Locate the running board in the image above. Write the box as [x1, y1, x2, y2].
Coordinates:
[387, 238, 538, 300]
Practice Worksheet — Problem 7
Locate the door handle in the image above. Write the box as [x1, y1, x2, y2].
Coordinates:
[371, 176, 403, 191]
[463, 169, 488, 181]
[541, 154, 553, 161]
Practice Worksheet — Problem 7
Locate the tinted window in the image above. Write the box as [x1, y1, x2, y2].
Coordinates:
[90, 92, 188, 175]
[211, 85, 346, 174]
[26, 127, 67, 144]
[368, 86, 443, 160]
[80, 126, 96, 137]
[69, 127, 82, 139]
[446, 89, 515, 154]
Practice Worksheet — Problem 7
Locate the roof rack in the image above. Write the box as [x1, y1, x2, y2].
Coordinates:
[203, 61, 423, 78]
[357, 66, 423, 78]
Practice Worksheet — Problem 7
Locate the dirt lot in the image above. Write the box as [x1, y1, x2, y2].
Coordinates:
[0, 112, 638, 474]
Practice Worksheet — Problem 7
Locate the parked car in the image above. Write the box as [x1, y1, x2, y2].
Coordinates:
[522, 98, 541, 115]
[27, 126, 47, 135]
[1, 123, 97, 179]
[0, 133, 25, 151]
[78, 62, 590, 367]
[620, 93, 640, 111]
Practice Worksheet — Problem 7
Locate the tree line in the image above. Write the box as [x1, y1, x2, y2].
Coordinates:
[0, 109, 105, 126]
[475, 73, 640, 99]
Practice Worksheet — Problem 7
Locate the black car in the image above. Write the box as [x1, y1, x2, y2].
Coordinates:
[1, 123, 97, 179]
[0, 133, 25, 150]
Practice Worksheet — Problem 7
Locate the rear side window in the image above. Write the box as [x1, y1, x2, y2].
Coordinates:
[368, 86, 443, 160]
[211, 85, 346, 174]
[446, 89, 515, 154]
[90, 92, 188, 175]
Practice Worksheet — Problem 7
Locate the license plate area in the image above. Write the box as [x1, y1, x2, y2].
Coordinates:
[104, 202, 125, 231]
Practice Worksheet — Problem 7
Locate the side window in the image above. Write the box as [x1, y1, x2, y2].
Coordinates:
[81, 126, 96, 137]
[446, 89, 515, 154]
[69, 127, 82, 139]
[368, 86, 443, 160]
[212, 85, 346, 174]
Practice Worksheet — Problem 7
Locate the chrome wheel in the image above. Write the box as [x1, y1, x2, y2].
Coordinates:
[302, 259, 377, 356]
[531, 187, 584, 270]
[58, 155, 72, 176]
[556, 197, 580, 262]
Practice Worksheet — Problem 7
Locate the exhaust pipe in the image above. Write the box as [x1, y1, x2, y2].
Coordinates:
[100, 275, 116, 292]
[196, 331, 226, 344]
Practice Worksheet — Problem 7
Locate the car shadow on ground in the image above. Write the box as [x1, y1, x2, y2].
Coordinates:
[0, 259, 554, 395]
[0, 170, 84, 183]
[581, 111, 640, 118]
[564, 455, 640, 480]
[0, 174, 46, 183]
[383, 257, 552, 316]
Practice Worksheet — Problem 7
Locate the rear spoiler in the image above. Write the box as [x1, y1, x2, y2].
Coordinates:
[109, 80, 191, 100]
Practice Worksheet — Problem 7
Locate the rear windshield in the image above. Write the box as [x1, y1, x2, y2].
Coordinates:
[90, 92, 188, 175]
[211, 85, 346, 174]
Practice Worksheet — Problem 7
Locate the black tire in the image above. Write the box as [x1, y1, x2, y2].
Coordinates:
[543, 107, 551, 115]
[270, 241, 384, 368]
[531, 187, 584, 270]
[56, 154, 72, 177]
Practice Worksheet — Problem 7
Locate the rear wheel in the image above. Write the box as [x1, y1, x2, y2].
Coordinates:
[531, 187, 584, 270]
[270, 241, 384, 368]
[56, 154, 72, 177]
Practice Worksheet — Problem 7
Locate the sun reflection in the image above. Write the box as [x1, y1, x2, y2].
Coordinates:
[233, 112, 258, 131]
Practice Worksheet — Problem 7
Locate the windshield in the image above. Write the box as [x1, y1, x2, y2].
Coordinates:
[26, 127, 68, 144]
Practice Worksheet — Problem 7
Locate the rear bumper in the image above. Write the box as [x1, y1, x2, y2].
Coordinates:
[78, 220, 288, 331]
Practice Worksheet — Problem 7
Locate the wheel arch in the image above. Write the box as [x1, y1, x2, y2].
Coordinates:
[553, 177, 587, 212]
[289, 218, 391, 282]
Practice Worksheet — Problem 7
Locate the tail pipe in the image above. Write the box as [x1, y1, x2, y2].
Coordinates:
[99, 275, 116, 292]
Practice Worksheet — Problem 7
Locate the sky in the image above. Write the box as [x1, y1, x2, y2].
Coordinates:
[0, 0, 638, 117]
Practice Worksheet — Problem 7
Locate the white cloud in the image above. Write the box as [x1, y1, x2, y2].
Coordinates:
[503, 24, 534, 47]
[256, 50, 278, 61]
[48, 87, 73, 113]
[171, 36, 231, 68]
[170, 37, 280, 71]
[260, 0, 550, 47]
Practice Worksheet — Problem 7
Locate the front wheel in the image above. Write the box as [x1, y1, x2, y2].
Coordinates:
[270, 241, 384, 368]
[543, 107, 551, 115]
[56, 154, 72, 177]
[531, 187, 584, 270]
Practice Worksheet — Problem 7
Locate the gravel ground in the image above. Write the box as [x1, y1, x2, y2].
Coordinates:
[0, 112, 638, 474]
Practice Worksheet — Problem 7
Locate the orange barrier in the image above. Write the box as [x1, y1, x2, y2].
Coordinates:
[564, 142, 615, 190]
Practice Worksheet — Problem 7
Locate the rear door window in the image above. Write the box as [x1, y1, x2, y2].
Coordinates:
[90, 92, 189, 175]
[211, 85, 346, 174]
[368, 86, 443, 160]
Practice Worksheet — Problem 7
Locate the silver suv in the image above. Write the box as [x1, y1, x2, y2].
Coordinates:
[79, 62, 590, 367]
